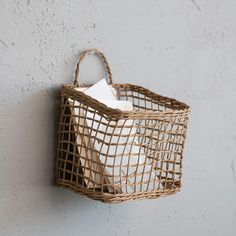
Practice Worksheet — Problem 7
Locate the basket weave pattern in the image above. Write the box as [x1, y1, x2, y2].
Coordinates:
[56, 49, 190, 203]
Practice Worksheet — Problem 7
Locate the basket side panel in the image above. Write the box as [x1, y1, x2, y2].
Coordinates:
[56, 96, 84, 187]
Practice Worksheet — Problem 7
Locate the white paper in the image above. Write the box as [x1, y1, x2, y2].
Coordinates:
[71, 79, 159, 193]
[77, 79, 117, 100]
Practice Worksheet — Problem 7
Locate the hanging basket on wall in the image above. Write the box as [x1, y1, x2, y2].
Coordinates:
[56, 48, 190, 203]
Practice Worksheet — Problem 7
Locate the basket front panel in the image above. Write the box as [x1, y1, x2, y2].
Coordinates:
[118, 86, 188, 188]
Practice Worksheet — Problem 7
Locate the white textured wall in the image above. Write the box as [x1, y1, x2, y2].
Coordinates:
[0, 0, 236, 235]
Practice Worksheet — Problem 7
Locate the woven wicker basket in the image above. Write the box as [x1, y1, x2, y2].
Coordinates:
[56, 49, 190, 203]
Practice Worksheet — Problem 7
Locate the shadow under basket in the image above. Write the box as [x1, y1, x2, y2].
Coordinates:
[56, 49, 190, 203]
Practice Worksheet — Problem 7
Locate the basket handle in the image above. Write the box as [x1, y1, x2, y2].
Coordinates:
[73, 48, 113, 85]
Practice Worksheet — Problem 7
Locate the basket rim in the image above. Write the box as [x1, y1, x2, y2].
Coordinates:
[61, 83, 190, 120]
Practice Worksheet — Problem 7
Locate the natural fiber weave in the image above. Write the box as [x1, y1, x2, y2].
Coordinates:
[56, 49, 190, 203]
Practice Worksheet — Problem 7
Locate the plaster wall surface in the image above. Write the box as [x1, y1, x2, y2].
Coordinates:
[0, 1, 236, 235]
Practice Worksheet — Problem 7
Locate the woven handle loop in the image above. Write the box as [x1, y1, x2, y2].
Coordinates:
[73, 48, 113, 85]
